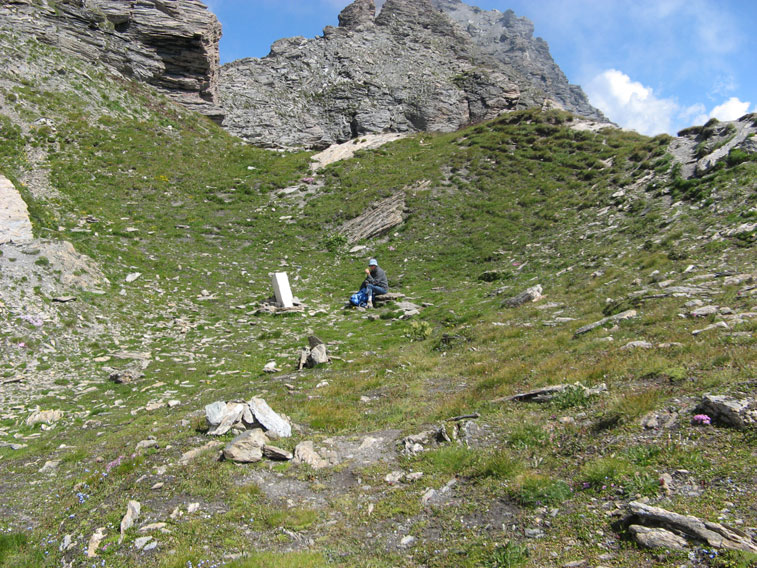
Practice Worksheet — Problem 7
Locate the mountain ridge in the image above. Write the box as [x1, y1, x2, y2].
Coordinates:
[219, 0, 608, 149]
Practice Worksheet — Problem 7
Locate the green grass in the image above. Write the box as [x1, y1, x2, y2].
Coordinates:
[0, 32, 755, 568]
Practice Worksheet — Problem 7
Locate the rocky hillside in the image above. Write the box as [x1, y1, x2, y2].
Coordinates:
[0, 0, 222, 120]
[219, 0, 607, 149]
[1, 3, 757, 568]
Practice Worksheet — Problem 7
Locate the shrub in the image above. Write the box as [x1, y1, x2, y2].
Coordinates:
[405, 320, 432, 341]
[484, 541, 529, 568]
[512, 473, 571, 507]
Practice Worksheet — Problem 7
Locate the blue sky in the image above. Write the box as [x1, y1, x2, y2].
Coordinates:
[206, 0, 756, 136]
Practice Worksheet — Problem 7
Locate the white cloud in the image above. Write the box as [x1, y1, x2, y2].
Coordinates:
[709, 97, 752, 121]
[586, 70, 755, 135]
[586, 69, 678, 136]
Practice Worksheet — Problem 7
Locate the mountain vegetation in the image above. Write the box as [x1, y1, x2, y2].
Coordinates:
[0, 5, 756, 568]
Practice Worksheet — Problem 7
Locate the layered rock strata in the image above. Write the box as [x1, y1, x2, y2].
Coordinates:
[0, 0, 222, 120]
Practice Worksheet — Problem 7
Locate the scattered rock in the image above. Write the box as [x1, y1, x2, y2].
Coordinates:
[297, 335, 331, 370]
[119, 500, 141, 543]
[125, 272, 142, 283]
[503, 284, 544, 307]
[223, 429, 268, 463]
[620, 501, 757, 552]
[640, 411, 678, 430]
[134, 536, 153, 550]
[187, 502, 200, 514]
[59, 534, 74, 552]
[399, 535, 416, 547]
[262, 445, 293, 461]
[339, 193, 406, 244]
[629, 525, 688, 550]
[108, 368, 144, 384]
[692, 321, 729, 335]
[574, 309, 637, 337]
[293, 441, 328, 469]
[26, 409, 63, 427]
[621, 341, 653, 350]
[248, 397, 292, 438]
[508, 382, 607, 403]
[690, 305, 719, 317]
[87, 527, 106, 558]
[135, 438, 159, 452]
[206, 401, 246, 436]
[695, 394, 756, 429]
[179, 440, 223, 465]
[139, 523, 167, 533]
[39, 460, 61, 473]
[385, 470, 405, 485]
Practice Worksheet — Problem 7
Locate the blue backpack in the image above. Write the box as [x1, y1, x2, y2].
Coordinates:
[350, 288, 369, 307]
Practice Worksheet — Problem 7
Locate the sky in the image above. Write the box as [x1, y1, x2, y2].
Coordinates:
[205, 0, 756, 136]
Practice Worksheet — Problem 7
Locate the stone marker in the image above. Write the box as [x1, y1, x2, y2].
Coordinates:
[272, 272, 294, 308]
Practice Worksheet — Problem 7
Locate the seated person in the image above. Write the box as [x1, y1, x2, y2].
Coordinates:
[361, 258, 388, 308]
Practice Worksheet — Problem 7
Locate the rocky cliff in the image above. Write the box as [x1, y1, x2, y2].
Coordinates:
[219, 0, 606, 149]
[0, 0, 222, 120]
[430, 0, 601, 121]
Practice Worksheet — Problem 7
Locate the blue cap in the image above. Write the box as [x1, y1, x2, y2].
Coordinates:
[368, 258, 378, 266]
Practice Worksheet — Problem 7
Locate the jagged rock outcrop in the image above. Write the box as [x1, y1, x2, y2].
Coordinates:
[219, 0, 607, 149]
[670, 114, 757, 179]
[430, 0, 603, 122]
[0, 0, 222, 120]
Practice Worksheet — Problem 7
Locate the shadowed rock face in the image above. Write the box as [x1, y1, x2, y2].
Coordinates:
[0, 0, 222, 121]
[219, 0, 607, 149]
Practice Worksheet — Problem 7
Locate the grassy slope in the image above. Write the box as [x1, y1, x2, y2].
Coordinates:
[0, 36, 756, 568]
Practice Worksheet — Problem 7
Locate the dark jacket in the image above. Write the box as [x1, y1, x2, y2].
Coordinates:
[362, 266, 388, 291]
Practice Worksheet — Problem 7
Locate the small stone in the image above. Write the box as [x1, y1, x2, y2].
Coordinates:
[187, 502, 200, 514]
[119, 500, 141, 543]
[385, 471, 405, 485]
[400, 535, 416, 547]
[139, 523, 167, 533]
[660, 473, 673, 495]
[293, 441, 328, 469]
[26, 409, 63, 427]
[59, 534, 73, 552]
[262, 445, 293, 461]
[39, 460, 61, 473]
[562, 561, 587, 568]
[135, 439, 158, 451]
[622, 340, 653, 350]
[525, 528, 544, 538]
[134, 536, 153, 550]
[629, 525, 688, 549]
[421, 488, 437, 505]
[151, 482, 164, 490]
[223, 429, 268, 463]
[125, 272, 142, 283]
[87, 527, 106, 557]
